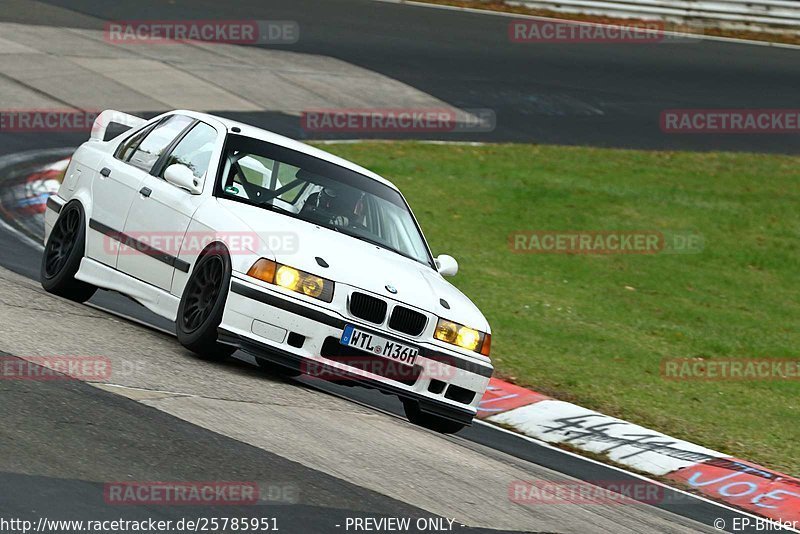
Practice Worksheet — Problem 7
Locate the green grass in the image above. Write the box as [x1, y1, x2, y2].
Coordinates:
[314, 141, 800, 476]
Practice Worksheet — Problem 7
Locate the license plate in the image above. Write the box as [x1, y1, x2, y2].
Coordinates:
[340, 325, 418, 367]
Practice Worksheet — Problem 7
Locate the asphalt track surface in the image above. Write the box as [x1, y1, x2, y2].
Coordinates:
[4, 0, 800, 153]
[0, 2, 797, 533]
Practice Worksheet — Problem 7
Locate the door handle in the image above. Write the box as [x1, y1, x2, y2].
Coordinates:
[139, 187, 152, 198]
[100, 167, 111, 177]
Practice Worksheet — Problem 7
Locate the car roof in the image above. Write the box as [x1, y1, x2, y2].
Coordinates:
[170, 109, 399, 192]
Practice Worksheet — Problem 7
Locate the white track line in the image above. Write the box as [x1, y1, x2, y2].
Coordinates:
[0, 213, 44, 251]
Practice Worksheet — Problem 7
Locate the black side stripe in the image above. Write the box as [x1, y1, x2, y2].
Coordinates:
[231, 280, 346, 329]
[46, 197, 63, 214]
[229, 280, 494, 378]
[88, 219, 190, 273]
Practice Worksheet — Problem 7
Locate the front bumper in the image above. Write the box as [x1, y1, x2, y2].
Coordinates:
[219, 274, 493, 425]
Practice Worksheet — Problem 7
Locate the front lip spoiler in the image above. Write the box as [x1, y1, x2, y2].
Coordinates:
[230, 278, 494, 379]
[217, 327, 476, 426]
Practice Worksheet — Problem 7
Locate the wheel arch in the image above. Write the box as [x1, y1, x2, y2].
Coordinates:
[171, 239, 232, 298]
[55, 191, 93, 244]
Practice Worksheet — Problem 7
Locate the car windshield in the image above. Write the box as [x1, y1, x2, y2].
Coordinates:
[216, 134, 434, 268]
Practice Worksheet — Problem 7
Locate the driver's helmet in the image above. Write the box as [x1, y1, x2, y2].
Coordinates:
[314, 186, 364, 227]
[315, 187, 339, 211]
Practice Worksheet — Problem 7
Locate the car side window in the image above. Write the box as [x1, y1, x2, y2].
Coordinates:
[159, 122, 218, 180]
[127, 115, 194, 173]
[225, 155, 305, 205]
[115, 124, 156, 162]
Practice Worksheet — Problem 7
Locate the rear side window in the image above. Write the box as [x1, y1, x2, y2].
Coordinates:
[127, 115, 194, 173]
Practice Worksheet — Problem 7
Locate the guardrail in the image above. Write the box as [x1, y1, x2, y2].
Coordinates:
[509, 0, 800, 31]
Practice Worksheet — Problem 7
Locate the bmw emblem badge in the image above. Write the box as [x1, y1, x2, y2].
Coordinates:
[385, 284, 398, 294]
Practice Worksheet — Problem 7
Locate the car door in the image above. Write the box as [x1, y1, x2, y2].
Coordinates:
[117, 120, 220, 291]
[86, 122, 158, 268]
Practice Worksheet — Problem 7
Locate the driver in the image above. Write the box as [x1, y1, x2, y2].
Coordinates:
[305, 186, 363, 228]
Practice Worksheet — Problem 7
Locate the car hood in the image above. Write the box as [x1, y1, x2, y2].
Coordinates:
[218, 199, 489, 332]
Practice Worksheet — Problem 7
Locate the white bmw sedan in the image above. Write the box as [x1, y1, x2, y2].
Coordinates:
[42, 109, 493, 433]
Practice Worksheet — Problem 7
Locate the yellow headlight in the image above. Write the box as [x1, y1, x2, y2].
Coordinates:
[434, 318, 486, 354]
[302, 275, 324, 298]
[434, 319, 458, 343]
[247, 259, 334, 303]
[456, 326, 481, 351]
[275, 265, 300, 290]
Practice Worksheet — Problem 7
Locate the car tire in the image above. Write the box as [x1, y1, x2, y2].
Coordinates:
[176, 244, 237, 360]
[40, 201, 98, 303]
[402, 399, 466, 434]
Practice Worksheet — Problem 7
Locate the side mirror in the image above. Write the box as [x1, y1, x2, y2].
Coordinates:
[164, 164, 201, 194]
[435, 254, 458, 277]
